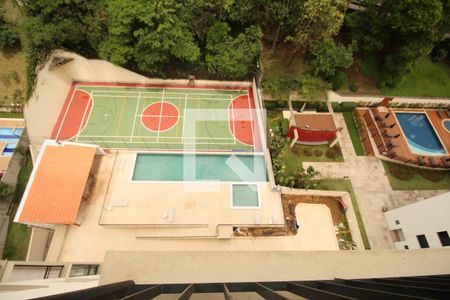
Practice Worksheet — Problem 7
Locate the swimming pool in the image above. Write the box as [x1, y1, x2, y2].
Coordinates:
[132, 153, 268, 182]
[444, 119, 450, 133]
[0, 128, 24, 156]
[395, 113, 445, 155]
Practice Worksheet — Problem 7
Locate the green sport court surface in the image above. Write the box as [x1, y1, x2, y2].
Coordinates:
[51, 82, 262, 152]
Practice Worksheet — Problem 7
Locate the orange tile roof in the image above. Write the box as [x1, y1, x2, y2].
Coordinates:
[17, 142, 96, 224]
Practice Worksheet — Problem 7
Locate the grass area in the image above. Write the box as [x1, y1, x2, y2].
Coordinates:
[0, 111, 23, 118]
[381, 56, 450, 98]
[342, 112, 365, 156]
[314, 179, 371, 250]
[281, 144, 344, 177]
[3, 154, 33, 260]
[339, 55, 450, 98]
[382, 161, 450, 190]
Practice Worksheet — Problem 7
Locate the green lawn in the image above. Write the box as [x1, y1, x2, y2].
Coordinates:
[281, 144, 344, 177]
[342, 112, 365, 156]
[3, 155, 33, 260]
[382, 161, 450, 190]
[315, 179, 371, 250]
[381, 56, 450, 98]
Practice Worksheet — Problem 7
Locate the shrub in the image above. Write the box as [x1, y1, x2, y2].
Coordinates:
[291, 145, 302, 155]
[331, 71, 348, 90]
[331, 102, 357, 112]
[418, 169, 446, 182]
[332, 144, 342, 155]
[279, 118, 290, 136]
[349, 81, 359, 92]
[389, 164, 415, 181]
[264, 100, 289, 110]
[314, 149, 323, 157]
[325, 148, 337, 159]
[303, 148, 312, 156]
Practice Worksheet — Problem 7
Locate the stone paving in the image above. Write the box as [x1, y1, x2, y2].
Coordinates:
[303, 113, 447, 250]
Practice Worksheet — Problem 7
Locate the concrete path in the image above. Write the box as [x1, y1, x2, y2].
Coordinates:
[303, 113, 447, 250]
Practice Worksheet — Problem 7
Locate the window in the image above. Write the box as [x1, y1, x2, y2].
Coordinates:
[437, 231, 450, 247]
[404, 245, 409, 250]
[395, 220, 400, 225]
[69, 264, 99, 277]
[417, 234, 429, 248]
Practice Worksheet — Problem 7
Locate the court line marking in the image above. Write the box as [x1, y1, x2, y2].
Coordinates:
[77, 135, 235, 140]
[84, 86, 249, 92]
[75, 139, 238, 145]
[91, 90, 237, 97]
[55, 87, 78, 140]
[247, 90, 256, 152]
[91, 94, 232, 101]
[181, 93, 188, 142]
[75, 91, 93, 142]
[231, 94, 237, 145]
[156, 88, 165, 142]
[129, 92, 142, 142]
[137, 114, 180, 118]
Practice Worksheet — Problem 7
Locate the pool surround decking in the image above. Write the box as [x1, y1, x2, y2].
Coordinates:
[358, 108, 450, 168]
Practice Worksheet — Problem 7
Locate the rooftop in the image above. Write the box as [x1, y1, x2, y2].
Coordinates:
[15, 141, 97, 225]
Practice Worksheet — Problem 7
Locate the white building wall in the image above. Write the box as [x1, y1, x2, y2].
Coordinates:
[384, 192, 450, 250]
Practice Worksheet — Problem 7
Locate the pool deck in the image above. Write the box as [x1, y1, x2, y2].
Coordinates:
[97, 151, 284, 230]
[360, 108, 450, 168]
[46, 151, 339, 262]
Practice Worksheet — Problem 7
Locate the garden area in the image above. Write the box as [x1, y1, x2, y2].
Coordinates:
[382, 161, 450, 191]
[314, 179, 371, 250]
[268, 110, 343, 188]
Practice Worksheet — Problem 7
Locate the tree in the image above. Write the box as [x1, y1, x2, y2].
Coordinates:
[0, 182, 12, 201]
[345, 0, 447, 87]
[206, 22, 261, 78]
[23, 0, 100, 55]
[285, 0, 347, 54]
[0, 7, 19, 49]
[99, 0, 200, 73]
[310, 38, 355, 78]
[298, 75, 330, 102]
[380, 0, 444, 86]
[296, 166, 320, 190]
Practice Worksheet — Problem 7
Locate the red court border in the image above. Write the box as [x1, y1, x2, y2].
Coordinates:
[51, 81, 261, 151]
[51, 88, 92, 141]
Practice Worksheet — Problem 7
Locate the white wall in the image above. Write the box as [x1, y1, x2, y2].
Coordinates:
[384, 192, 450, 250]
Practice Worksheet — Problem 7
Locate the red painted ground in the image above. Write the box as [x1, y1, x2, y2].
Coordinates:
[141, 102, 179, 132]
[51, 89, 92, 140]
[228, 95, 255, 146]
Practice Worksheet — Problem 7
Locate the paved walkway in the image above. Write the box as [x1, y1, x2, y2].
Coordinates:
[303, 113, 446, 250]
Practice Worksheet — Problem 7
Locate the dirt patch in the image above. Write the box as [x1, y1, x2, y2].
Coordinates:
[0, 49, 26, 105]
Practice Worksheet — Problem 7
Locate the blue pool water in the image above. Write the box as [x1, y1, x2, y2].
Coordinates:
[0, 128, 24, 156]
[444, 120, 450, 132]
[395, 113, 445, 155]
[132, 153, 268, 182]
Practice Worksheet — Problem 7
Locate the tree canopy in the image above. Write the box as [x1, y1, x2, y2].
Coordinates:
[206, 22, 261, 78]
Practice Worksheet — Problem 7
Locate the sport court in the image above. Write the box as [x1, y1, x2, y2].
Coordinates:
[51, 83, 262, 152]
